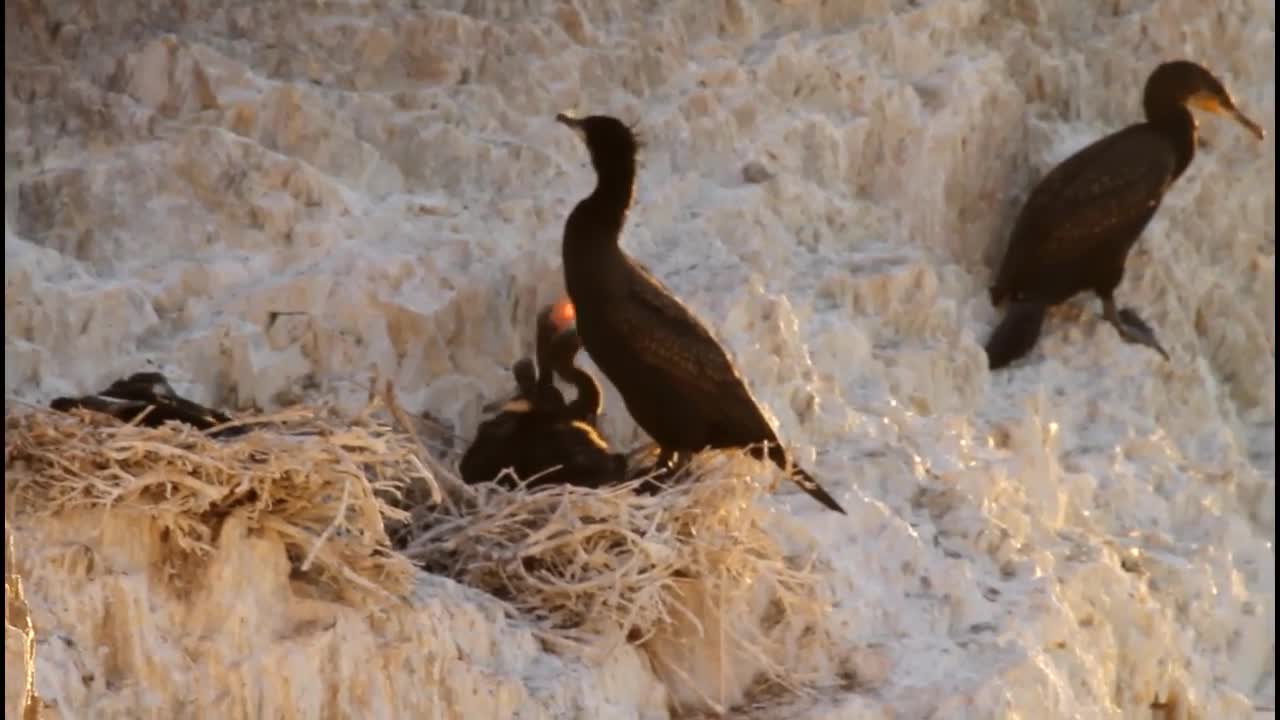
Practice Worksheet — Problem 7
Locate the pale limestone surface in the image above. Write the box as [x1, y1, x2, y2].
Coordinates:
[4, 0, 1274, 718]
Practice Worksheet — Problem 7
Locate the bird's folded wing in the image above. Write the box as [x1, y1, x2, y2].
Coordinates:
[616, 278, 778, 442]
[1003, 128, 1177, 276]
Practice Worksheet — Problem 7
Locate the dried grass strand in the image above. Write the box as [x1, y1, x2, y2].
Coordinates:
[400, 450, 832, 704]
[5, 401, 431, 605]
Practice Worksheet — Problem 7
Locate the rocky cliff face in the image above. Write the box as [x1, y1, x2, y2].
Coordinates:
[5, 0, 1274, 718]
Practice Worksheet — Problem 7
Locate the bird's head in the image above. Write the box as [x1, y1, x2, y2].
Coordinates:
[512, 358, 538, 399]
[1152, 60, 1265, 140]
[556, 113, 643, 169]
[536, 298, 581, 374]
[479, 358, 540, 416]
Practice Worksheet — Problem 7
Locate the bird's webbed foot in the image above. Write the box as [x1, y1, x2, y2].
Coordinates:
[1103, 301, 1170, 361]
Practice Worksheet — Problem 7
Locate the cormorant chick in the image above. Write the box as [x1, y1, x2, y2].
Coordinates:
[539, 300, 604, 427]
[987, 60, 1265, 369]
[50, 371, 244, 437]
[556, 112, 846, 515]
[459, 301, 626, 489]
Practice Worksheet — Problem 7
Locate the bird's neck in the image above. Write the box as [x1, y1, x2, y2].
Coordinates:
[562, 161, 637, 303]
[559, 363, 603, 423]
[1145, 104, 1197, 179]
[563, 159, 636, 257]
[533, 382, 566, 414]
[591, 155, 637, 210]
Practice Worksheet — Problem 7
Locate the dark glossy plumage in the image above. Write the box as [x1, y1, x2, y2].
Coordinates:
[512, 358, 539, 400]
[50, 371, 244, 437]
[987, 60, 1265, 369]
[459, 302, 626, 490]
[541, 315, 603, 425]
[557, 113, 846, 514]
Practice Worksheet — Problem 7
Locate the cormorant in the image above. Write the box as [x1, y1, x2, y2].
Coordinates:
[459, 301, 626, 489]
[50, 371, 245, 437]
[539, 300, 604, 426]
[555, 112, 847, 515]
[986, 60, 1265, 369]
[532, 301, 575, 412]
[482, 302, 579, 416]
[512, 357, 539, 400]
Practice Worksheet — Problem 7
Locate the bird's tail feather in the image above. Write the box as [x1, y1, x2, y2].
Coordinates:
[755, 443, 847, 515]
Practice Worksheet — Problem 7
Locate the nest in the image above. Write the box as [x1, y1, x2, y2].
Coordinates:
[400, 450, 833, 712]
[4, 399, 429, 605]
[6, 382, 835, 713]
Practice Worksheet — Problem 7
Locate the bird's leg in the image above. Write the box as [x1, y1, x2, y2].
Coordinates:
[1102, 299, 1170, 361]
[668, 452, 692, 474]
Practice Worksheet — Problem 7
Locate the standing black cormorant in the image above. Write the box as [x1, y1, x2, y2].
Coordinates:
[555, 112, 847, 515]
[986, 60, 1266, 369]
[459, 302, 626, 489]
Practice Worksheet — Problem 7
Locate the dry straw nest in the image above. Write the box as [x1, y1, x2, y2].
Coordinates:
[4, 398, 428, 604]
[401, 442, 835, 710]
[5, 387, 834, 710]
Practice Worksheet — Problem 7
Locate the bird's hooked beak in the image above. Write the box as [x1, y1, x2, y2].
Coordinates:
[1193, 92, 1266, 141]
[1229, 104, 1266, 141]
[556, 112, 587, 140]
